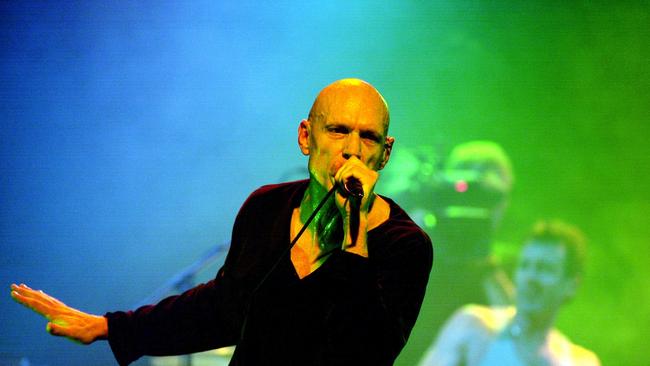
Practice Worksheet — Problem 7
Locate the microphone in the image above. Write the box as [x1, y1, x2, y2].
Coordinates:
[343, 177, 364, 198]
[344, 177, 363, 246]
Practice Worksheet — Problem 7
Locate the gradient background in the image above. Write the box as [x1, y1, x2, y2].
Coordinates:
[1, 2, 648, 365]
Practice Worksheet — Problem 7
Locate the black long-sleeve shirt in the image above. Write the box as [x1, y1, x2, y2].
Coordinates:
[105, 180, 433, 365]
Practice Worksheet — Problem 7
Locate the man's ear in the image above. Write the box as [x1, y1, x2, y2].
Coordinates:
[378, 136, 395, 170]
[298, 119, 311, 156]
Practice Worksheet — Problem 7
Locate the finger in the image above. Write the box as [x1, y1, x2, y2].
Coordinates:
[10, 290, 24, 305]
[10, 289, 36, 307]
[11, 292, 49, 317]
[47, 321, 89, 344]
[12, 285, 66, 308]
[47, 321, 68, 337]
[15, 283, 34, 291]
[338, 157, 372, 181]
[337, 162, 376, 194]
[11, 287, 51, 309]
[344, 156, 368, 171]
[11, 284, 43, 300]
[335, 160, 360, 187]
[11, 283, 30, 295]
[11, 291, 57, 319]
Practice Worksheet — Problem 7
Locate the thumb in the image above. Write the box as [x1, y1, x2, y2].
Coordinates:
[46, 322, 66, 337]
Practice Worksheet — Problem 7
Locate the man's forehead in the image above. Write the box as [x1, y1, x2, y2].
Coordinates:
[310, 79, 389, 130]
[323, 88, 384, 112]
[321, 100, 388, 131]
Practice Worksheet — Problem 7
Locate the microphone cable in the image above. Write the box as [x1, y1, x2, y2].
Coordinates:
[252, 185, 337, 294]
[238, 185, 338, 344]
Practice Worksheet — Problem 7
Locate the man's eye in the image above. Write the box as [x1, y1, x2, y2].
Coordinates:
[361, 133, 380, 143]
[329, 127, 348, 134]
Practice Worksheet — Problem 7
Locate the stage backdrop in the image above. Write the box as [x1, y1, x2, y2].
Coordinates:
[1, 2, 648, 365]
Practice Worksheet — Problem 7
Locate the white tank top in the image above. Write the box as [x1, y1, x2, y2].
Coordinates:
[478, 336, 525, 366]
[479, 323, 574, 366]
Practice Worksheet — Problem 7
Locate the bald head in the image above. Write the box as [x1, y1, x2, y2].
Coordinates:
[298, 79, 395, 183]
[308, 78, 390, 134]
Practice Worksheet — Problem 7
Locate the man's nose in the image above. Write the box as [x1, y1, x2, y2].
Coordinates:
[342, 132, 362, 159]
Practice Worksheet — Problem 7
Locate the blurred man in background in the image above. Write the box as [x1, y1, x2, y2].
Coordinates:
[419, 220, 600, 366]
[385, 141, 516, 364]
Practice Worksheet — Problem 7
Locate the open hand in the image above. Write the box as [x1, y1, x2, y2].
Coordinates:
[10, 283, 107, 344]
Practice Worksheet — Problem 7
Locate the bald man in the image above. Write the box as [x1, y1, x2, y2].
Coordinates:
[11, 79, 433, 366]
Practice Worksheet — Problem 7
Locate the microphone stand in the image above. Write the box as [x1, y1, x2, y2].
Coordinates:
[134, 241, 231, 366]
[133, 241, 231, 308]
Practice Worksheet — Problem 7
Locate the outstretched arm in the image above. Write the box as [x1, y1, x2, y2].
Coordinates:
[10, 283, 108, 344]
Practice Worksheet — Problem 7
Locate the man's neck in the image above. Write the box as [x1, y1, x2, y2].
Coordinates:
[510, 309, 557, 345]
[299, 181, 341, 248]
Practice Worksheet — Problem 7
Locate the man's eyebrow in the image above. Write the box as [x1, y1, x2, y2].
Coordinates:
[360, 128, 383, 139]
[323, 122, 384, 138]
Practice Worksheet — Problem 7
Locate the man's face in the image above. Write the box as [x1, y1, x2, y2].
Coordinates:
[299, 86, 392, 190]
[514, 240, 576, 315]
